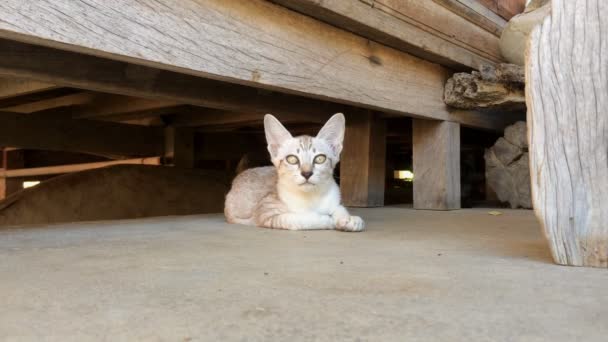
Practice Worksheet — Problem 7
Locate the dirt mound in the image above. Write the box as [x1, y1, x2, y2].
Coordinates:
[0, 165, 229, 227]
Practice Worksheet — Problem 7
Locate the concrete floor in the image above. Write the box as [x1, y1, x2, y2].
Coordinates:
[1, 208, 606, 341]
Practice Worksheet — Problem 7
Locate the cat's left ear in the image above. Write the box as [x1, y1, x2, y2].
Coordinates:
[316, 113, 345, 156]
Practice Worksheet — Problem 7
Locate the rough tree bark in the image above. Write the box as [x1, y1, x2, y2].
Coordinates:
[527, 0, 608, 267]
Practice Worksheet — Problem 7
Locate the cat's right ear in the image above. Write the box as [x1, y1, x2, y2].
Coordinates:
[264, 114, 292, 159]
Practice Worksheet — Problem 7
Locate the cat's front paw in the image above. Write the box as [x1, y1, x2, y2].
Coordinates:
[335, 215, 365, 232]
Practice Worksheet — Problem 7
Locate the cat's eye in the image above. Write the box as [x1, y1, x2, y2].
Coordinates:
[286, 155, 299, 165]
[314, 154, 327, 164]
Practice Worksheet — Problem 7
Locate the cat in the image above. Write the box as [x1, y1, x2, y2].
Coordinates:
[224, 113, 365, 232]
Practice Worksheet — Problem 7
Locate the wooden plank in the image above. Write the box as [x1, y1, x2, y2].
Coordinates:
[0, 78, 57, 100]
[412, 119, 461, 210]
[0, 40, 351, 119]
[0, 39, 508, 131]
[171, 108, 334, 127]
[1, 157, 160, 178]
[527, 0, 607, 267]
[0, 111, 164, 157]
[274, 0, 503, 70]
[341, 112, 386, 207]
[2, 92, 97, 113]
[432, 0, 508, 34]
[74, 96, 181, 119]
[0, 0, 451, 120]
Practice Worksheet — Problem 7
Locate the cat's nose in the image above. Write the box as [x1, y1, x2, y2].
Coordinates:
[301, 171, 313, 180]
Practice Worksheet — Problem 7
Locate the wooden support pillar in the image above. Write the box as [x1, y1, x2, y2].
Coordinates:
[341, 112, 386, 207]
[527, 0, 607, 267]
[412, 119, 461, 210]
[164, 127, 195, 169]
[1, 149, 25, 200]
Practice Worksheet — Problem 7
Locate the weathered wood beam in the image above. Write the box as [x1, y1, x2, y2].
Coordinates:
[2, 91, 97, 113]
[0, 0, 451, 120]
[341, 112, 386, 207]
[0, 39, 508, 131]
[527, 0, 608, 268]
[273, 0, 503, 70]
[413, 119, 461, 210]
[0, 40, 350, 118]
[0, 111, 164, 157]
[74, 96, 181, 120]
[1, 157, 161, 178]
[170, 108, 334, 128]
[431, 0, 507, 34]
[0, 78, 58, 100]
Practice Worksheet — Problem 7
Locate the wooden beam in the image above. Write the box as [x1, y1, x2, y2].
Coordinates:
[274, 0, 503, 70]
[0, 111, 164, 157]
[2, 91, 97, 113]
[431, 0, 508, 34]
[1, 157, 160, 178]
[171, 108, 334, 127]
[527, 0, 607, 267]
[0, 39, 507, 131]
[74, 95, 181, 119]
[0, 149, 24, 199]
[0, 0, 451, 120]
[0, 78, 57, 100]
[412, 119, 461, 210]
[341, 112, 386, 207]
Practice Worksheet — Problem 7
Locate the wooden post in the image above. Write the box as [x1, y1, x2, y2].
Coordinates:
[164, 127, 195, 169]
[527, 0, 607, 267]
[341, 112, 386, 207]
[0, 149, 25, 200]
[413, 119, 461, 210]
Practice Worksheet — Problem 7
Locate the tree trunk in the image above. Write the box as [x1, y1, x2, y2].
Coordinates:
[527, 0, 608, 267]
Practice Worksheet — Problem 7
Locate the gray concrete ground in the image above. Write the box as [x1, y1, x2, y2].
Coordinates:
[1, 207, 606, 341]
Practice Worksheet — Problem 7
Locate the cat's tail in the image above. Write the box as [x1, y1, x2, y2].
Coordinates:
[235, 154, 251, 175]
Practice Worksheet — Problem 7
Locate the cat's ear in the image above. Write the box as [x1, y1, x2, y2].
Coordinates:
[316, 113, 345, 156]
[264, 114, 292, 158]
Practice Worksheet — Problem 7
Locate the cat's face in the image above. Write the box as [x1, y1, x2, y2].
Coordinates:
[264, 113, 345, 192]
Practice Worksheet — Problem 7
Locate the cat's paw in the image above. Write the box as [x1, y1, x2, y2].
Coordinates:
[335, 215, 365, 232]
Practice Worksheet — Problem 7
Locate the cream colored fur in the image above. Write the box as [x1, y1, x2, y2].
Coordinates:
[224, 113, 364, 232]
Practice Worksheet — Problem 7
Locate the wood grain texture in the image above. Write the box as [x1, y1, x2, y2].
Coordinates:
[273, 0, 502, 69]
[0, 78, 57, 100]
[0, 39, 509, 130]
[431, 0, 507, 36]
[0, 40, 353, 120]
[0, 0, 451, 119]
[527, 0, 608, 267]
[341, 112, 386, 207]
[0, 111, 164, 158]
[413, 120, 461, 210]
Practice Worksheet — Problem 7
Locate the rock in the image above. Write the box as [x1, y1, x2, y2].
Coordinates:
[485, 121, 531, 209]
[0, 165, 230, 227]
[499, 1, 551, 65]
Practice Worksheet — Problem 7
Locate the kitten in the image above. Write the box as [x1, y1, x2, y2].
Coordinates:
[224, 113, 365, 232]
